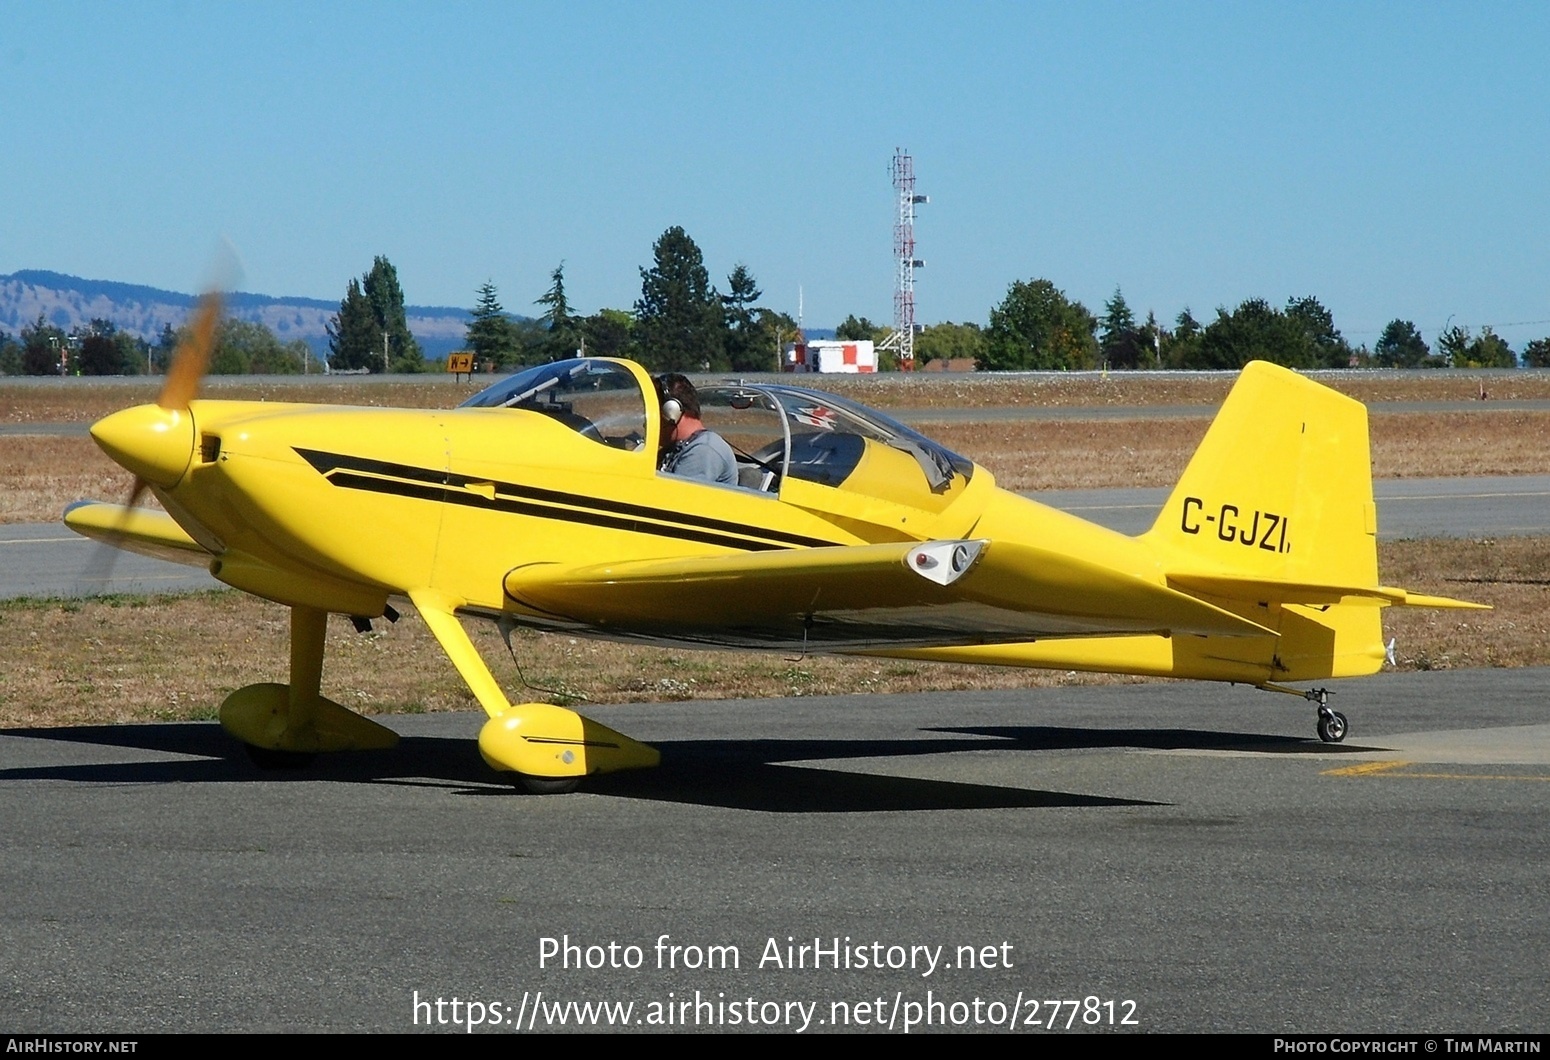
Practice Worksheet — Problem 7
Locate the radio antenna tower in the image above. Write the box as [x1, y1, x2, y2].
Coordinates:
[884, 147, 927, 369]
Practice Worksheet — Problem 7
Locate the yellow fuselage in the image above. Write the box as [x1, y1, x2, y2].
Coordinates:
[131, 394, 1292, 687]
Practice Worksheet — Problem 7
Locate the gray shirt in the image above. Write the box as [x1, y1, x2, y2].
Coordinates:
[662, 428, 739, 486]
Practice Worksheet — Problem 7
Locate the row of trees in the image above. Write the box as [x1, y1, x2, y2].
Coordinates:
[0, 315, 321, 376]
[0, 316, 148, 376]
[463, 227, 800, 374]
[967, 282, 1541, 372]
[464, 229, 1549, 374]
[5, 239, 1547, 375]
[0, 255, 419, 377]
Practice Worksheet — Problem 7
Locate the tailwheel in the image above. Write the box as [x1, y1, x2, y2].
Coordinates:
[512, 773, 582, 795]
[244, 745, 317, 770]
[1303, 686, 1349, 743]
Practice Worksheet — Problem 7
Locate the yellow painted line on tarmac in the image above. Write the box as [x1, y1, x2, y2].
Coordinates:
[1323, 760, 1550, 781]
[1323, 761, 1411, 777]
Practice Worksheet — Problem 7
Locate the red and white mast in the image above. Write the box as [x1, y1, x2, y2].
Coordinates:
[887, 148, 927, 369]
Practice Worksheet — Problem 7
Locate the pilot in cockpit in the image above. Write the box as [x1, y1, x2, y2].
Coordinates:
[655, 373, 738, 486]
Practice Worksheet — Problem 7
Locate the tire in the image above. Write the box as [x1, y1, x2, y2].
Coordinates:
[514, 774, 582, 795]
[1317, 711, 1349, 744]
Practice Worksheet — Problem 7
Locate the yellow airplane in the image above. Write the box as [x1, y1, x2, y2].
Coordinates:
[66, 301, 1483, 791]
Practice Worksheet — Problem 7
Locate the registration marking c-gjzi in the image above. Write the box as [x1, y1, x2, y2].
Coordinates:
[1179, 496, 1289, 554]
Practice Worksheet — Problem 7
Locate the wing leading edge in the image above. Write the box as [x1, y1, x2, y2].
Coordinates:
[63, 502, 212, 568]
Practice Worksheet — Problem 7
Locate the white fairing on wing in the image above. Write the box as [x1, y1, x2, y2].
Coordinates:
[905, 539, 986, 587]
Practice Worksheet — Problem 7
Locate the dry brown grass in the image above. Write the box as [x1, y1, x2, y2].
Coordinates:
[7, 409, 1546, 522]
[5, 369, 1550, 424]
[1369, 412, 1550, 479]
[1380, 537, 1550, 670]
[0, 592, 1136, 730]
[931, 419, 1207, 490]
[0, 436, 142, 522]
[0, 537, 1541, 730]
[818, 372, 1550, 409]
[876, 410, 1550, 492]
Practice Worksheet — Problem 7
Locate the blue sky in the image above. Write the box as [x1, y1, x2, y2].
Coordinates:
[2, 1, 1547, 347]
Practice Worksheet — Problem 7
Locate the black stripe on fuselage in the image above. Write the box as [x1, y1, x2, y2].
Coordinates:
[295, 447, 839, 552]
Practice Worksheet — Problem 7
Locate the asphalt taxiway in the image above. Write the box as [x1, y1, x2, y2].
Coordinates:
[2, 668, 1547, 1032]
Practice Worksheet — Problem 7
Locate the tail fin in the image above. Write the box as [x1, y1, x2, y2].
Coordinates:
[1142, 361, 1483, 682]
[1143, 360, 1378, 589]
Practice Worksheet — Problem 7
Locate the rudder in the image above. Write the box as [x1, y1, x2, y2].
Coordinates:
[1144, 360, 1378, 590]
[1143, 362, 1386, 680]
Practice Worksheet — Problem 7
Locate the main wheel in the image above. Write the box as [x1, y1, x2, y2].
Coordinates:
[1317, 711, 1349, 744]
[513, 773, 582, 795]
[244, 745, 317, 770]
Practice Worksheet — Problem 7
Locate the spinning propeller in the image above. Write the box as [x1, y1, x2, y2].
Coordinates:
[105, 289, 222, 510]
[74, 290, 223, 591]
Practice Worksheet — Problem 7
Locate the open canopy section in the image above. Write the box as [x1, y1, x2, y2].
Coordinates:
[698, 382, 974, 505]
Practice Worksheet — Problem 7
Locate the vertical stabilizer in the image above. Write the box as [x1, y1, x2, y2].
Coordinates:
[1144, 361, 1378, 589]
[1143, 361, 1385, 680]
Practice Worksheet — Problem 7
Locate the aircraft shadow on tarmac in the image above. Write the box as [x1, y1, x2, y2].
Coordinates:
[0, 721, 1381, 812]
[929, 724, 1372, 755]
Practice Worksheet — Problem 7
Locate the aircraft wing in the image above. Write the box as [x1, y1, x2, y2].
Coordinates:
[504, 539, 1274, 650]
[63, 502, 213, 568]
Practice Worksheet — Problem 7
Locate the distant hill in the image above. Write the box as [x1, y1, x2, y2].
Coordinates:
[0, 270, 478, 361]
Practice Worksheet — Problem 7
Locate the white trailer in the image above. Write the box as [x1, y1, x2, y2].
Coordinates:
[782, 339, 877, 373]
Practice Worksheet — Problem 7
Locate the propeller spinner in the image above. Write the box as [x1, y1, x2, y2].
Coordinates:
[90, 291, 221, 498]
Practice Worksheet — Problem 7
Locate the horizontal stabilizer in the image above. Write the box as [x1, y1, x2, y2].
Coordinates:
[1389, 590, 1491, 611]
[63, 501, 211, 568]
[1169, 573, 1490, 611]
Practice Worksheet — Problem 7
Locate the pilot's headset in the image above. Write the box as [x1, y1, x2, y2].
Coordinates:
[655, 375, 685, 425]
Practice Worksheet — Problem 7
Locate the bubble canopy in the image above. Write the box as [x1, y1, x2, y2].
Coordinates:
[459, 358, 641, 412]
[458, 358, 973, 497]
[459, 358, 649, 451]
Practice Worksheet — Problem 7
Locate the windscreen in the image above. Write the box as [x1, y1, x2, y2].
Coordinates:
[459, 359, 647, 451]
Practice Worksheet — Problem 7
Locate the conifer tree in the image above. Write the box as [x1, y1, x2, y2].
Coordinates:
[634, 226, 724, 372]
[327, 277, 380, 372]
[721, 263, 767, 372]
[1099, 287, 1147, 369]
[466, 281, 517, 368]
[363, 256, 423, 372]
[535, 263, 578, 360]
[1374, 320, 1431, 368]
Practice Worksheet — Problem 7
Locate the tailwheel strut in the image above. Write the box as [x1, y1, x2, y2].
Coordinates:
[1258, 683, 1349, 743]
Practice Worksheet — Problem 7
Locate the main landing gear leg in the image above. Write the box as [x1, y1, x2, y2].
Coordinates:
[1258, 683, 1350, 743]
[409, 590, 659, 793]
[219, 604, 400, 767]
